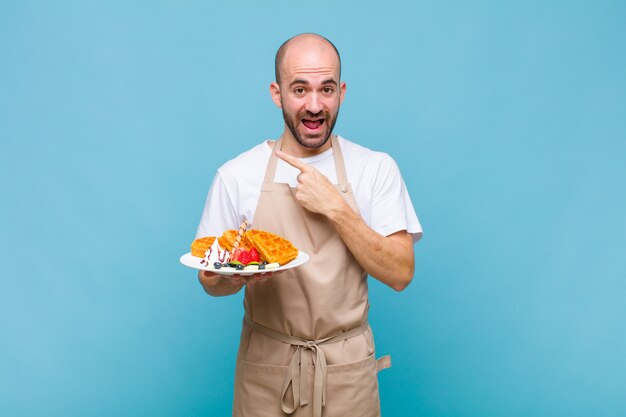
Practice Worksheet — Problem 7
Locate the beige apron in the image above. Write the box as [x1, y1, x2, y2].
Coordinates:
[233, 136, 391, 417]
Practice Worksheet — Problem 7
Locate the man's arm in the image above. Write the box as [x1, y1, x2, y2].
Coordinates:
[276, 150, 415, 291]
[329, 207, 414, 291]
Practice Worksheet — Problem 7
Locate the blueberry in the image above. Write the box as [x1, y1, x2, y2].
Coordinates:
[213, 262, 222, 269]
[259, 264, 265, 270]
[236, 264, 244, 270]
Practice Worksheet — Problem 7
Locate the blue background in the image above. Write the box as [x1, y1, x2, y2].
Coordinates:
[1, 1, 625, 416]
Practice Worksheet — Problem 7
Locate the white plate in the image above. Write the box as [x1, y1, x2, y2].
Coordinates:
[179, 251, 309, 276]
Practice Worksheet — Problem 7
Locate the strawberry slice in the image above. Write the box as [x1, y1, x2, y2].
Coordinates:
[249, 247, 261, 263]
[238, 250, 252, 266]
[231, 248, 243, 263]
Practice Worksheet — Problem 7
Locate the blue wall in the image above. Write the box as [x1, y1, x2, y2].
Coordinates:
[1, 1, 624, 416]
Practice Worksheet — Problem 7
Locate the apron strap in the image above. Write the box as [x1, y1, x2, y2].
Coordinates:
[376, 355, 392, 372]
[264, 138, 281, 184]
[330, 135, 350, 193]
[244, 315, 369, 417]
[263, 135, 350, 193]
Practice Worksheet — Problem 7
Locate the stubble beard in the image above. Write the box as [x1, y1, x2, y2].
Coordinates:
[282, 105, 340, 149]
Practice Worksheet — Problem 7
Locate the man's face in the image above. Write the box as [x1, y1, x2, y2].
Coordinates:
[272, 43, 346, 149]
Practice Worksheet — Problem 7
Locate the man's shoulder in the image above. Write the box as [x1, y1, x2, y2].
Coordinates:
[338, 135, 396, 168]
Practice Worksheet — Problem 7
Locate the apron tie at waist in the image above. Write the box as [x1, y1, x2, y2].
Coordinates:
[244, 315, 369, 417]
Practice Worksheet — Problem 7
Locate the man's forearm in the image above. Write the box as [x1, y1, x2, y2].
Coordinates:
[198, 271, 244, 296]
[327, 201, 415, 291]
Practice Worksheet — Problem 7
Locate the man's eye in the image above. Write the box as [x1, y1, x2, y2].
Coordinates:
[323, 87, 334, 94]
[294, 88, 305, 94]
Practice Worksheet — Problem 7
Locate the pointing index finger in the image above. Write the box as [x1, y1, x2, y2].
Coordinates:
[275, 150, 312, 172]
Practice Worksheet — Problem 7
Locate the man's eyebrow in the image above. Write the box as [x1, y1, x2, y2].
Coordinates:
[288, 78, 338, 87]
[289, 79, 309, 87]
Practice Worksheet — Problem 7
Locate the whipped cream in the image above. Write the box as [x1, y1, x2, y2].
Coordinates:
[200, 238, 230, 267]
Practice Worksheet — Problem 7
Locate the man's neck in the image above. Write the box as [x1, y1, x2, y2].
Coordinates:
[279, 129, 333, 158]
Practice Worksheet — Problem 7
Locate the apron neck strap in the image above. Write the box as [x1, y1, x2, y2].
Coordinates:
[264, 138, 281, 183]
[264, 135, 350, 192]
[330, 135, 350, 193]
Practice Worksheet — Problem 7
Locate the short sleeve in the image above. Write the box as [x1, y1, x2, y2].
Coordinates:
[195, 172, 239, 239]
[370, 155, 423, 242]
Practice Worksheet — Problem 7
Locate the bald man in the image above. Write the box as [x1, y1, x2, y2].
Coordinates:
[195, 34, 422, 416]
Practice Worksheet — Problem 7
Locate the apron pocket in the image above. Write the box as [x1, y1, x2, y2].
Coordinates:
[323, 352, 382, 417]
[233, 358, 288, 417]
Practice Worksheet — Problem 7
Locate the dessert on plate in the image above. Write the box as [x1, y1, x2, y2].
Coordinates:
[189, 228, 299, 272]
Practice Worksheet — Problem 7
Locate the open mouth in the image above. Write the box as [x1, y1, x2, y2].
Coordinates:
[302, 118, 325, 130]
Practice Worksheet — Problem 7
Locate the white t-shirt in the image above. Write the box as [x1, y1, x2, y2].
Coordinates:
[196, 136, 423, 242]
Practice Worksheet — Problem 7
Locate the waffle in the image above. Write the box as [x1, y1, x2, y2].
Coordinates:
[245, 229, 298, 265]
[219, 229, 252, 252]
[190, 236, 216, 257]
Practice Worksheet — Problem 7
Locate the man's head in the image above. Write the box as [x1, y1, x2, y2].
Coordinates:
[270, 34, 346, 152]
[274, 34, 342, 85]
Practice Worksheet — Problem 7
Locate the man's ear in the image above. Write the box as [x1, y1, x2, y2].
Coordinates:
[270, 82, 282, 108]
[339, 81, 346, 105]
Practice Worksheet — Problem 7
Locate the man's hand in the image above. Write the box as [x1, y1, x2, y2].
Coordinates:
[231, 271, 276, 286]
[199, 270, 281, 296]
[198, 270, 244, 296]
[275, 150, 347, 216]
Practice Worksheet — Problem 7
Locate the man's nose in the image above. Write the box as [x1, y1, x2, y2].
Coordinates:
[305, 93, 323, 114]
